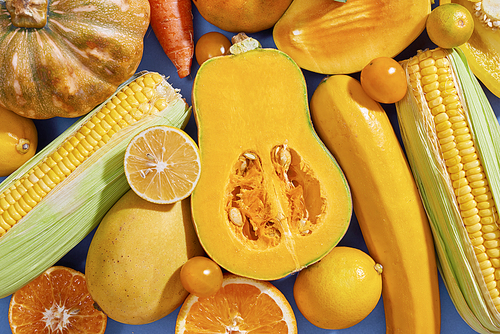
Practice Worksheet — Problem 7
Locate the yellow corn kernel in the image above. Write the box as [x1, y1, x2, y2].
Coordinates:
[485, 231, 500, 240]
[485, 240, 500, 249]
[460, 200, 477, 211]
[26, 187, 42, 203]
[0, 216, 10, 232]
[483, 224, 498, 233]
[477, 252, 490, 262]
[21, 192, 37, 209]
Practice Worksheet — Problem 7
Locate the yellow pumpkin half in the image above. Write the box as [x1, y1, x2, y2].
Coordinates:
[273, 0, 431, 75]
[191, 38, 352, 281]
[440, 0, 500, 98]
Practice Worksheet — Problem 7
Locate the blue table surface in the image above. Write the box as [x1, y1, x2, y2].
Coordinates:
[1, 2, 498, 333]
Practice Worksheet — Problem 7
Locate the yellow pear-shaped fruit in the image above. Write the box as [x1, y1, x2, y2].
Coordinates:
[85, 190, 205, 325]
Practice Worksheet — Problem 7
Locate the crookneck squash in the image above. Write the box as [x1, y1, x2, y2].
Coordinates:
[190, 36, 352, 281]
[440, 0, 500, 98]
[0, 0, 150, 119]
[310, 75, 441, 333]
[273, 0, 431, 75]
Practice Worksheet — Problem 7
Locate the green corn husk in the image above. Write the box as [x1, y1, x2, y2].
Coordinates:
[396, 48, 500, 333]
[0, 71, 191, 299]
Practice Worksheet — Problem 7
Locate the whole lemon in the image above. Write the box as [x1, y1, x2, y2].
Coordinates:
[293, 246, 383, 330]
[0, 106, 37, 177]
[426, 3, 474, 49]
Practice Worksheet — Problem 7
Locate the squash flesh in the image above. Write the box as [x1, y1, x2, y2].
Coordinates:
[191, 49, 352, 280]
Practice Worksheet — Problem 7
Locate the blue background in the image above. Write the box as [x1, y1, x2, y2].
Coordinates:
[0, 1, 497, 333]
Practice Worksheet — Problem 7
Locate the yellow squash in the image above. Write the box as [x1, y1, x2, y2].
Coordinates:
[310, 74, 441, 333]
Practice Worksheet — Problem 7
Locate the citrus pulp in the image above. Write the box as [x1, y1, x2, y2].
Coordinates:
[175, 273, 297, 333]
[124, 125, 201, 204]
[8, 266, 107, 334]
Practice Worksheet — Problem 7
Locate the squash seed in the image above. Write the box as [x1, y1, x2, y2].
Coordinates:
[243, 152, 256, 160]
[277, 145, 291, 170]
[229, 207, 244, 226]
[239, 159, 248, 173]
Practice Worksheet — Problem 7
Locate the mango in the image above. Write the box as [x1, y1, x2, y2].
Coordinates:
[85, 189, 204, 325]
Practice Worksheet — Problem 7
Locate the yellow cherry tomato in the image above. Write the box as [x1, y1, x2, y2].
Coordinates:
[180, 256, 223, 298]
[195, 32, 232, 66]
[360, 57, 407, 104]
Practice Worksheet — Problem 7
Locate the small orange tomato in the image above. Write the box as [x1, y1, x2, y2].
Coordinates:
[195, 32, 232, 66]
[360, 57, 407, 104]
[180, 256, 223, 298]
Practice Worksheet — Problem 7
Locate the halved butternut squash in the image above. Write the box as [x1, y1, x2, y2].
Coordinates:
[190, 37, 352, 280]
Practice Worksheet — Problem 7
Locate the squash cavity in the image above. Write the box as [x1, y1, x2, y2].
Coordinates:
[225, 144, 325, 251]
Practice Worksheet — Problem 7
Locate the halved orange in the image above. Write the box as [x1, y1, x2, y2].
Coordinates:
[124, 125, 201, 204]
[8, 266, 107, 334]
[175, 273, 297, 334]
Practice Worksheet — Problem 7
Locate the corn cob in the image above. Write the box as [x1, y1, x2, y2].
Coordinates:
[396, 48, 500, 333]
[0, 71, 191, 299]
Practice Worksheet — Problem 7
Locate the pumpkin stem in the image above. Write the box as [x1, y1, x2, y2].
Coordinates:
[6, 0, 48, 29]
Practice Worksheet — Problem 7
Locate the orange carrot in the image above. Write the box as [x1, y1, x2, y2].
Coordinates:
[149, 0, 194, 78]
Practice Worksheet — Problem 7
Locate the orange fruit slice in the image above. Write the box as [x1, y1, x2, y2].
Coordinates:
[175, 273, 297, 334]
[8, 266, 107, 334]
[124, 125, 201, 204]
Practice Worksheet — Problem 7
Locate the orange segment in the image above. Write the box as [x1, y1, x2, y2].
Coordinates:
[8, 266, 107, 334]
[124, 125, 201, 204]
[175, 273, 297, 334]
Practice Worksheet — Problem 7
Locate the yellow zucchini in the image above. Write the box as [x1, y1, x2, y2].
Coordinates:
[310, 74, 441, 333]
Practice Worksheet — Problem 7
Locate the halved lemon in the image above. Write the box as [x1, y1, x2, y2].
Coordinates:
[124, 125, 201, 204]
[175, 273, 297, 334]
[8, 266, 107, 334]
